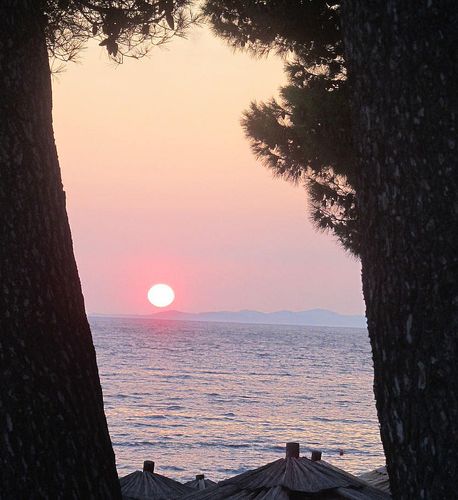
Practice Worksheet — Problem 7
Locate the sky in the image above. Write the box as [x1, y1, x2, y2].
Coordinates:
[52, 25, 364, 316]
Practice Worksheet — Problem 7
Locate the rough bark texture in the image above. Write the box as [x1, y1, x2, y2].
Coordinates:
[341, 1, 457, 498]
[0, 2, 121, 498]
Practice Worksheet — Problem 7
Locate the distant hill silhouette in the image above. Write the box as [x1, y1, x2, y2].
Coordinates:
[144, 308, 366, 328]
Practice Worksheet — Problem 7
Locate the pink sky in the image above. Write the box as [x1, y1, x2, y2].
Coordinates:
[52, 26, 364, 316]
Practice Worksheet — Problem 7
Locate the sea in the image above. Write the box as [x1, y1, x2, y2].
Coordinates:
[90, 316, 384, 483]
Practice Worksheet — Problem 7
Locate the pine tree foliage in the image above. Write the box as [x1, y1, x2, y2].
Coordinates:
[204, 1, 360, 254]
[202, 0, 341, 58]
[242, 61, 359, 253]
[44, 0, 197, 63]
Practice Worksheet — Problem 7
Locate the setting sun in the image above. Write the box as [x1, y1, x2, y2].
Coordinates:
[147, 284, 175, 308]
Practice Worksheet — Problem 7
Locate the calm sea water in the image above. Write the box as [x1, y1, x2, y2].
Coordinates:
[90, 317, 384, 482]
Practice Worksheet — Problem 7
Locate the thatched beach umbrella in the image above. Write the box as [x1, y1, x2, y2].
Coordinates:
[182, 443, 391, 499]
[358, 466, 390, 495]
[184, 474, 217, 491]
[119, 461, 193, 500]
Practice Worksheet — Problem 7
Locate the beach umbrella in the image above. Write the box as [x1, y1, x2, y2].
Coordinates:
[358, 466, 391, 495]
[119, 461, 194, 500]
[182, 443, 391, 499]
[184, 474, 217, 490]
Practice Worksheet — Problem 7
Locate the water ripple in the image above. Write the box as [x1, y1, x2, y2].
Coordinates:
[91, 317, 384, 482]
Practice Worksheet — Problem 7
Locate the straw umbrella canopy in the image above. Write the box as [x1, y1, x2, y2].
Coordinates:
[358, 466, 390, 495]
[182, 444, 391, 499]
[119, 461, 193, 500]
[184, 474, 217, 490]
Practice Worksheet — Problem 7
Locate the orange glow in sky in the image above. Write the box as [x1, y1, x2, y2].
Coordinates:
[52, 25, 364, 316]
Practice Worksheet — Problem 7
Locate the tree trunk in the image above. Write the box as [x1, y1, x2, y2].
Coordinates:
[0, 3, 121, 498]
[341, 1, 457, 498]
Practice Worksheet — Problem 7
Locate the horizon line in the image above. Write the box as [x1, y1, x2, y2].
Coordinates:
[87, 307, 366, 317]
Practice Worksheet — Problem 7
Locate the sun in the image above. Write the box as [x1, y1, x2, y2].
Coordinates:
[147, 284, 175, 308]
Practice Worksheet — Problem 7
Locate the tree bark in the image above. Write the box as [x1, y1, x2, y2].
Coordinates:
[341, 1, 457, 498]
[0, 2, 121, 498]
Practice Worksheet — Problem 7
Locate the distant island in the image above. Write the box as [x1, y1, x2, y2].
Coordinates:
[92, 309, 366, 328]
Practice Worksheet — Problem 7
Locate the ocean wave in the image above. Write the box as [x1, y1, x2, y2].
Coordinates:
[92, 318, 384, 481]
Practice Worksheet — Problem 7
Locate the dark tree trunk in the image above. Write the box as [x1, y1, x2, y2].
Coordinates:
[0, 2, 121, 498]
[341, 1, 457, 498]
